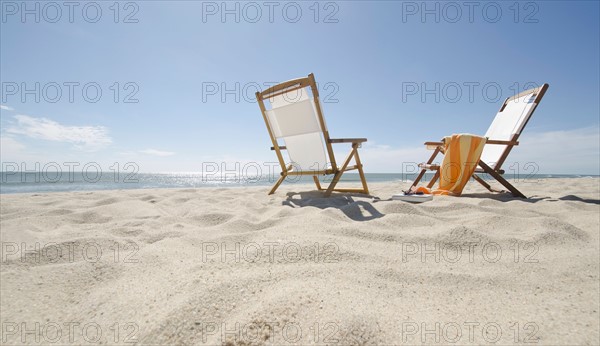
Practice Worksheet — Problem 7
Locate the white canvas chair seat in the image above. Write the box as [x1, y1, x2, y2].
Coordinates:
[283, 132, 329, 172]
[256, 73, 369, 196]
[480, 92, 538, 169]
[412, 84, 549, 198]
[266, 97, 320, 137]
[265, 96, 329, 172]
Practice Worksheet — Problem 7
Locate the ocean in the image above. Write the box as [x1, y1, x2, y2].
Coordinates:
[0, 172, 596, 194]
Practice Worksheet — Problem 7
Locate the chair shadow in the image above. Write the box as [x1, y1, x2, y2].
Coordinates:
[283, 191, 384, 222]
[558, 195, 600, 205]
[453, 192, 551, 203]
[459, 192, 600, 205]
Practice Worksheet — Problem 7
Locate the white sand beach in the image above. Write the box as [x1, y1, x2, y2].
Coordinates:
[1, 178, 599, 345]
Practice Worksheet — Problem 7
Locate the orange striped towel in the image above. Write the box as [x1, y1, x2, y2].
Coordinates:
[433, 134, 486, 196]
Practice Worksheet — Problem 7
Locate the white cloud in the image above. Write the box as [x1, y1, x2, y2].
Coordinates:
[0, 105, 14, 111]
[356, 142, 428, 173]
[0, 136, 26, 157]
[0, 136, 45, 165]
[6, 115, 111, 151]
[508, 126, 600, 174]
[358, 127, 600, 174]
[140, 149, 176, 157]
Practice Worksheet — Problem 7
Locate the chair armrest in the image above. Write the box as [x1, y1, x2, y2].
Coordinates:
[270, 146, 287, 150]
[419, 163, 440, 170]
[486, 139, 519, 145]
[423, 139, 518, 148]
[424, 141, 443, 150]
[329, 138, 367, 144]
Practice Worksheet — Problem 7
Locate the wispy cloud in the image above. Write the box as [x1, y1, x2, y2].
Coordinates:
[358, 142, 426, 173]
[6, 115, 111, 151]
[360, 127, 600, 174]
[509, 126, 600, 174]
[0, 136, 26, 154]
[0, 105, 14, 111]
[140, 149, 176, 157]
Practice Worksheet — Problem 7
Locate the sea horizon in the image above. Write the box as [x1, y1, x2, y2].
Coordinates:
[1, 171, 598, 194]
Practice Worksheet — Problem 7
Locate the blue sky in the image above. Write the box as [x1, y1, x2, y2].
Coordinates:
[1, 0, 599, 174]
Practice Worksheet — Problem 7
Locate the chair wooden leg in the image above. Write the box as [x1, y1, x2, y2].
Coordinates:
[269, 173, 286, 195]
[324, 172, 342, 197]
[478, 161, 526, 198]
[411, 147, 441, 189]
[353, 147, 369, 194]
[268, 165, 292, 195]
[411, 169, 428, 189]
[313, 176, 323, 190]
[325, 146, 357, 197]
[472, 174, 494, 192]
[427, 170, 440, 189]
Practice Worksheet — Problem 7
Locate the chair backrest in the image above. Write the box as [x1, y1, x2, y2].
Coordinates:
[256, 74, 334, 172]
[479, 83, 549, 169]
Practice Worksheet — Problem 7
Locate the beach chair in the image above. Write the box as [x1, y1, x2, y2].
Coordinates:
[410, 83, 549, 198]
[256, 73, 369, 196]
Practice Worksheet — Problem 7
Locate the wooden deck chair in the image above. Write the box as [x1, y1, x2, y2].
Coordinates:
[255, 73, 369, 197]
[411, 83, 549, 198]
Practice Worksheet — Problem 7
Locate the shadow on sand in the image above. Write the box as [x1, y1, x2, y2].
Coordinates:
[558, 195, 600, 205]
[283, 190, 383, 221]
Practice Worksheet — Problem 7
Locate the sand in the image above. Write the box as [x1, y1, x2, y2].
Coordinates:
[1, 178, 599, 345]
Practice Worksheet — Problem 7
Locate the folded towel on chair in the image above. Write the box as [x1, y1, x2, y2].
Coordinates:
[434, 133, 486, 196]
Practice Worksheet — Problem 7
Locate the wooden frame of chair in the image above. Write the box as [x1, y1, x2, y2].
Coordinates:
[410, 83, 549, 198]
[256, 73, 369, 197]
